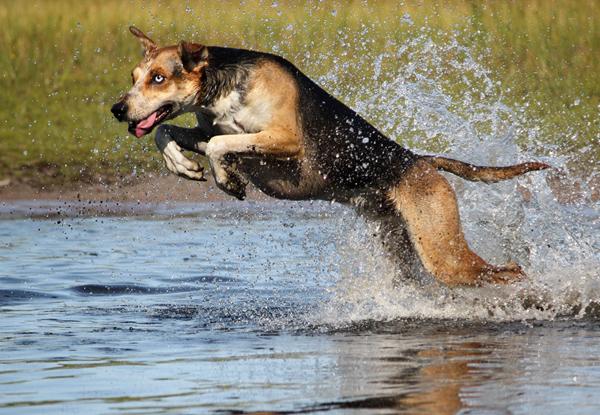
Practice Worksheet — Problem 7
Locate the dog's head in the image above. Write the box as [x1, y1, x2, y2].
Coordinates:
[111, 27, 208, 138]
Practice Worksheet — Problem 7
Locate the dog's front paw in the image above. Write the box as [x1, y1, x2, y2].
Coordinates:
[217, 174, 247, 200]
[162, 141, 206, 181]
[210, 162, 247, 200]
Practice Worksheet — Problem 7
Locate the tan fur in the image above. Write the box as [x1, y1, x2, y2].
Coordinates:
[387, 160, 524, 286]
[424, 156, 550, 183]
[246, 61, 303, 153]
[130, 26, 157, 54]
[205, 61, 303, 196]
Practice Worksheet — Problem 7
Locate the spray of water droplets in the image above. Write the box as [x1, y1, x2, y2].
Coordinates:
[300, 25, 600, 324]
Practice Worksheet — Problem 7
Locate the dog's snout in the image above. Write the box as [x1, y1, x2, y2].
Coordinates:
[111, 101, 129, 122]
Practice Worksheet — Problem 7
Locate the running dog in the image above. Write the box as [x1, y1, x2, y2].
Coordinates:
[111, 27, 549, 286]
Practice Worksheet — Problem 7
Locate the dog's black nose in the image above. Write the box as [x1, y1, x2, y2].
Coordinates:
[111, 101, 128, 122]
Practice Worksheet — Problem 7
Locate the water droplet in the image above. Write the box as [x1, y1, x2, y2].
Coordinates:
[401, 13, 414, 26]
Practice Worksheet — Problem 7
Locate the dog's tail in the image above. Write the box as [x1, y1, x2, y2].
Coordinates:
[423, 155, 550, 183]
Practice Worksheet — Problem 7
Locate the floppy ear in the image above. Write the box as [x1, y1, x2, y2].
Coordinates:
[129, 26, 157, 55]
[178, 41, 209, 73]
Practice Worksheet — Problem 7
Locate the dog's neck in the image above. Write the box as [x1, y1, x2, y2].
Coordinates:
[195, 47, 254, 108]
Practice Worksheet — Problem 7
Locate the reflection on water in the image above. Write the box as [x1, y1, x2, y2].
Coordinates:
[398, 342, 488, 415]
[1, 202, 600, 414]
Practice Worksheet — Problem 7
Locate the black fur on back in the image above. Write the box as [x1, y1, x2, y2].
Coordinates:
[292, 68, 417, 189]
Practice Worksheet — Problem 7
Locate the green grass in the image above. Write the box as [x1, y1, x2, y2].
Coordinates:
[0, 0, 598, 187]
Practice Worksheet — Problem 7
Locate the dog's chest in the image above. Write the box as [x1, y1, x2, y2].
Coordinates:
[207, 91, 271, 135]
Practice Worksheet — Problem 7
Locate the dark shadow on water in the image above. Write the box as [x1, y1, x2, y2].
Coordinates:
[304, 315, 600, 337]
[71, 283, 205, 296]
[0, 289, 63, 305]
[69, 276, 244, 298]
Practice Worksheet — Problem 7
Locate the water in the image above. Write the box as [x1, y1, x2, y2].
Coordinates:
[0, 198, 599, 414]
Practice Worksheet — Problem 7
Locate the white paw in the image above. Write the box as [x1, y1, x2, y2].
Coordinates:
[162, 141, 204, 180]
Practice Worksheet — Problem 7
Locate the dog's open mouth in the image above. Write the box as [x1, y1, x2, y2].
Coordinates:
[129, 104, 173, 138]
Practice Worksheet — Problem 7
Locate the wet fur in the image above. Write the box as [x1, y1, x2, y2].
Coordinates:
[112, 28, 550, 287]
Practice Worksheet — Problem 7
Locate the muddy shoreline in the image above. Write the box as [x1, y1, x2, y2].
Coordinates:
[0, 173, 271, 204]
[1, 170, 597, 206]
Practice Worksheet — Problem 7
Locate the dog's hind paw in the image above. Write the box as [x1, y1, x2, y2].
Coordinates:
[483, 262, 526, 285]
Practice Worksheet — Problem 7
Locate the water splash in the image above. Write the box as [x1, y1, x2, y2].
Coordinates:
[307, 25, 600, 324]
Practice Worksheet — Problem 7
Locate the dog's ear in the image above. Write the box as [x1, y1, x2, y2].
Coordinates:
[129, 26, 157, 55]
[178, 41, 209, 73]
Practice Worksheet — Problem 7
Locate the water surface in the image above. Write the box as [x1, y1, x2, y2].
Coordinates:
[1, 200, 599, 414]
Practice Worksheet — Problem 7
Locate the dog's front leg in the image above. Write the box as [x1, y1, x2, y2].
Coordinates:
[205, 131, 300, 200]
[155, 124, 210, 181]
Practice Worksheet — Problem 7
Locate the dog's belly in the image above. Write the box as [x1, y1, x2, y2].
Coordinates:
[237, 156, 326, 200]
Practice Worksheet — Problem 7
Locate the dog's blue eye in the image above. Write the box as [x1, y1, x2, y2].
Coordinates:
[153, 74, 165, 84]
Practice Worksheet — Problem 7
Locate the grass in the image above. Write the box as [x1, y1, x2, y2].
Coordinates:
[0, 0, 598, 187]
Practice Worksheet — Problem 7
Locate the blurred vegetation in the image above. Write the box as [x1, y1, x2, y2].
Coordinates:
[0, 0, 598, 187]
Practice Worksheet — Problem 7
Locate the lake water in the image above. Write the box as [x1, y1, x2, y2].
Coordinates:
[1, 199, 599, 414]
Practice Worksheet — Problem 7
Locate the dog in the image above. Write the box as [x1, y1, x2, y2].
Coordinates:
[111, 27, 549, 286]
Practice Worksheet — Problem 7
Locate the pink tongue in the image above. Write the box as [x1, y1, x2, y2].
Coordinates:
[134, 111, 158, 138]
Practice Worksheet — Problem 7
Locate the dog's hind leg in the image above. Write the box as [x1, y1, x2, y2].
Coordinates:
[387, 160, 524, 286]
[376, 215, 425, 285]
